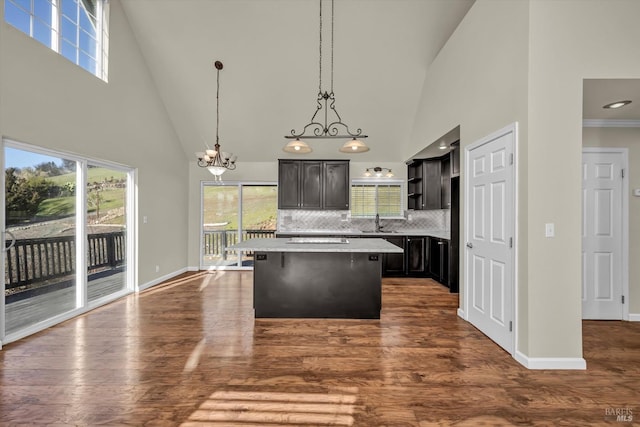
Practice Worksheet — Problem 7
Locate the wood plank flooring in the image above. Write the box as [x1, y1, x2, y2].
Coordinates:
[1, 271, 639, 426]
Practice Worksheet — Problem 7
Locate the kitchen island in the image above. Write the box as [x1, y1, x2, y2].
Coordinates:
[227, 237, 403, 319]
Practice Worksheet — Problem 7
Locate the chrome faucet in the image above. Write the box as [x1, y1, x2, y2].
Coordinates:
[375, 213, 382, 232]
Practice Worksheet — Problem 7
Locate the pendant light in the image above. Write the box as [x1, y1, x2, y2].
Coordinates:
[284, 0, 369, 153]
[196, 60, 237, 176]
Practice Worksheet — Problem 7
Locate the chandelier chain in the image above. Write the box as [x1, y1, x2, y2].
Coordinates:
[319, 0, 323, 93]
[331, 0, 334, 94]
[216, 65, 220, 144]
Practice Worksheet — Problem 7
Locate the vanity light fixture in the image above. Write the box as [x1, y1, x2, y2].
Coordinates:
[603, 100, 632, 109]
[284, 0, 369, 154]
[364, 167, 393, 178]
[196, 60, 237, 177]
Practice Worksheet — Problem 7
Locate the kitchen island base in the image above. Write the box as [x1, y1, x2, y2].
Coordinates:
[254, 251, 381, 319]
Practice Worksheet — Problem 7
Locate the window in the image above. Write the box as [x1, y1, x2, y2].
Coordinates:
[4, 0, 109, 81]
[351, 180, 404, 218]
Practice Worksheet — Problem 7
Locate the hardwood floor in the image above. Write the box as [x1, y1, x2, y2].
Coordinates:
[1, 271, 638, 426]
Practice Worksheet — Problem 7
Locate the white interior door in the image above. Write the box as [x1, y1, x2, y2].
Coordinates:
[582, 149, 626, 320]
[465, 125, 515, 354]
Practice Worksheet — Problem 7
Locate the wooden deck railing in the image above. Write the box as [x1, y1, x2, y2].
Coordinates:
[4, 231, 126, 290]
[203, 229, 275, 259]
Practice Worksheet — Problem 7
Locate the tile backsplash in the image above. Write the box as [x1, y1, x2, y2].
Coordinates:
[277, 209, 449, 233]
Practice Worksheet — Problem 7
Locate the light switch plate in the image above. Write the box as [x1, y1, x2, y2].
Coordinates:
[633, 189, 640, 197]
[545, 223, 555, 238]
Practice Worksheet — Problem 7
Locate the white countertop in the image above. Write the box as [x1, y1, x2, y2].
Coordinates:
[227, 238, 404, 253]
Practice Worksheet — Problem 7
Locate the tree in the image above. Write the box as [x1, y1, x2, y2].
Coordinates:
[88, 185, 104, 221]
[5, 168, 55, 222]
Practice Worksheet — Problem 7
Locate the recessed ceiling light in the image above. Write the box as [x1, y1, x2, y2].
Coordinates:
[603, 100, 632, 109]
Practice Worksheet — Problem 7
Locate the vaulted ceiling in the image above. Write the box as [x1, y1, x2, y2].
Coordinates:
[120, 0, 475, 162]
[120, 1, 640, 166]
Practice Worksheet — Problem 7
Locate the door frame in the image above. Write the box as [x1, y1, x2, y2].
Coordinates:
[462, 122, 518, 356]
[582, 147, 629, 320]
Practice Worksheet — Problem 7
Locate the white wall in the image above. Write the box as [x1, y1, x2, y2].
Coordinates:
[410, 0, 640, 363]
[407, 0, 531, 353]
[583, 127, 640, 315]
[526, 0, 640, 358]
[0, 0, 189, 286]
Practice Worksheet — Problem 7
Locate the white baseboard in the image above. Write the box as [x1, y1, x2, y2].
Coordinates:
[457, 308, 466, 319]
[515, 351, 586, 370]
[137, 267, 188, 292]
[187, 266, 200, 272]
[629, 313, 640, 321]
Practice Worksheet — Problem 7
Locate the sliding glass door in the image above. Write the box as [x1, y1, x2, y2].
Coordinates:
[4, 147, 79, 335]
[201, 182, 277, 269]
[2, 140, 134, 343]
[86, 164, 128, 304]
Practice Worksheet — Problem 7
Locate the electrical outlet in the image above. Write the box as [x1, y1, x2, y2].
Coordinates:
[143, 216, 148, 224]
[155, 265, 159, 273]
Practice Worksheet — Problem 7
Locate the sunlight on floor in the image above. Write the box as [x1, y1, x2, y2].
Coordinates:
[180, 390, 358, 426]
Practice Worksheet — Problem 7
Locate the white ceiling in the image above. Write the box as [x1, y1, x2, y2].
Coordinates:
[120, 0, 476, 162]
[120, 1, 639, 166]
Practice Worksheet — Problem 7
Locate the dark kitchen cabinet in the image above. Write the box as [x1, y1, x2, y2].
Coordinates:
[407, 160, 423, 210]
[422, 160, 442, 210]
[450, 140, 460, 178]
[407, 236, 427, 276]
[278, 160, 301, 209]
[428, 237, 449, 286]
[382, 236, 406, 276]
[278, 160, 350, 210]
[323, 161, 350, 210]
[301, 161, 323, 209]
[441, 156, 451, 209]
[407, 155, 453, 210]
[381, 236, 426, 277]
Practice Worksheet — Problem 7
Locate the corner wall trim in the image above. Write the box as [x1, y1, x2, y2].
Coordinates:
[137, 267, 188, 292]
[629, 314, 640, 322]
[514, 351, 587, 370]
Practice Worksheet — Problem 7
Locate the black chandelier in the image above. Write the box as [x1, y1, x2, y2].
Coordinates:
[196, 60, 237, 176]
[284, 0, 369, 154]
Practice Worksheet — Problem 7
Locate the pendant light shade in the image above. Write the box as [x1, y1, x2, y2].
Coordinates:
[339, 138, 369, 153]
[283, 138, 312, 154]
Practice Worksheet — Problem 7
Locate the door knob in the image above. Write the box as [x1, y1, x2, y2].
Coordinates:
[466, 242, 473, 249]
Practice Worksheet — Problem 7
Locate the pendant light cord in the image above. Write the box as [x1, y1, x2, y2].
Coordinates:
[216, 66, 220, 144]
[319, 0, 323, 94]
[331, 0, 334, 94]
[318, 0, 335, 94]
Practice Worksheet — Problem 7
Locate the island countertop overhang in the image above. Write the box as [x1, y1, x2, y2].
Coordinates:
[227, 237, 404, 253]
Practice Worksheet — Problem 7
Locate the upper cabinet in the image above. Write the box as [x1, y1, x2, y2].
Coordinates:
[450, 140, 460, 178]
[407, 155, 452, 210]
[422, 159, 442, 210]
[407, 160, 423, 210]
[322, 161, 350, 210]
[278, 160, 350, 210]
